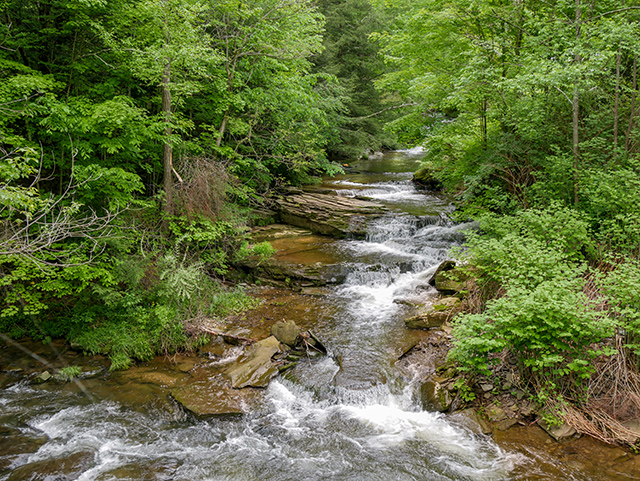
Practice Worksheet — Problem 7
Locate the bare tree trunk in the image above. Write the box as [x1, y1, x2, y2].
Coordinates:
[626, 57, 638, 152]
[614, 48, 621, 159]
[481, 98, 488, 150]
[162, 60, 173, 216]
[572, 0, 582, 205]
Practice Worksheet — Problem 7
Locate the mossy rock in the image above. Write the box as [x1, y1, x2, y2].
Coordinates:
[434, 268, 471, 294]
[412, 165, 443, 191]
[420, 380, 453, 412]
[405, 297, 460, 329]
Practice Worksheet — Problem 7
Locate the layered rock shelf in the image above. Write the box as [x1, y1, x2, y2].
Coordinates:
[272, 188, 388, 238]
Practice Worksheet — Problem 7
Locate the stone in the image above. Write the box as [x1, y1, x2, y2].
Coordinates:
[33, 371, 52, 384]
[271, 320, 300, 347]
[0, 427, 48, 470]
[480, 383, 494, 392]
[412, 164, 443, 191]
[434, 267, 471, 295]
[452, 408, 492, 435]
[171, 378, 259, 417]
[518, 400, 536, 417]
[6, 450, 95, 481]
[620, 419, 640, 445]
[420, 380, 453, 412]
[404, 297, 461, 330]
[223, 336, 282, 388]
[428, 260, 456, 286]
[487, 405, 508, 422]
[495, 418, 518, 431]
[538, 418, 578, 442]
[221, 327, 252, 346]
[234, 257, 347, 288]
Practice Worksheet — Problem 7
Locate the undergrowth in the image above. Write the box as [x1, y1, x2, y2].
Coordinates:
[449, 204, 640, 447]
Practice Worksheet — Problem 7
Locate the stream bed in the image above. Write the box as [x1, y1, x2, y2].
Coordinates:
[1, 149, 639, 480]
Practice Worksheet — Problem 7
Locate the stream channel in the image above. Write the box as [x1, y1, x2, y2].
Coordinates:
[1, 149, 639, 480]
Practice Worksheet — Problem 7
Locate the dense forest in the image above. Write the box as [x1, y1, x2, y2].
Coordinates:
[0, 0, 398, 370]
[3, 0, 640, 444]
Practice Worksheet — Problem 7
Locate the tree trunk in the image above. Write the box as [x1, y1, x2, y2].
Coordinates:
[626, 57, 638, 152]
[614, 48, 621, 159]
[572, 0, 582, 206]
[162, 59, 173, 216]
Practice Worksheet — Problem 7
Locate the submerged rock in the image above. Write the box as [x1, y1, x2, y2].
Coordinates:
[171, 377, 260, 417]
[6, 450, 95, 481]
[223, 336, 282, 388]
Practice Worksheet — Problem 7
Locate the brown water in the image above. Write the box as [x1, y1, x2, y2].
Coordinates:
[1, 148, 638, 480]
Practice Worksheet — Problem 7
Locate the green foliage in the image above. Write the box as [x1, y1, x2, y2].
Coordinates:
[372, 0, 640, 214]
[450, 205, 615, 399]
[452, 377, 476, 403]
[236, 241, 277, 264]
[459, 204, 594, 290]
[450, 279, 613, 380]
[601, 258, 640, 356]
[311, 0, 399, 158]
[168, 216, 245, 275]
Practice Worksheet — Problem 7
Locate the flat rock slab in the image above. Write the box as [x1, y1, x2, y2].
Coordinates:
[273, 191, 387, 237]
[224, 336, 282, 388]
[538, 418, 578, 441]
[171, 377, 262, 417]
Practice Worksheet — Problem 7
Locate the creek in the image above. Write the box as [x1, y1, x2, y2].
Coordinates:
[1, 149, 638, 480]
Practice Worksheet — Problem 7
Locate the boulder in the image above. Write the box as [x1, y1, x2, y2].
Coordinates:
[223, 336, 282, 388]
[235, 258, 347, 288]
[272, 190, 387, 238]
[271, 320, 300, 347]
[452, 408, 493, 435]
[412, 164, 443, 191]
[405, 297, 460, 329]
[420, 380, 453, 412]
[428, 260, 456, 286]
[434, 267, 471, 295]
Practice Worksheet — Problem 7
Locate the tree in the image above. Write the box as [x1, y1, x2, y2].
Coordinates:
[190, 0, 341, 189]
[100, 0, 218, 214]
[311, 0, 398, 159]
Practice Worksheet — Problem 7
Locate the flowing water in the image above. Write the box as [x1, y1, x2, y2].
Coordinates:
[1, 149, 639, 480]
